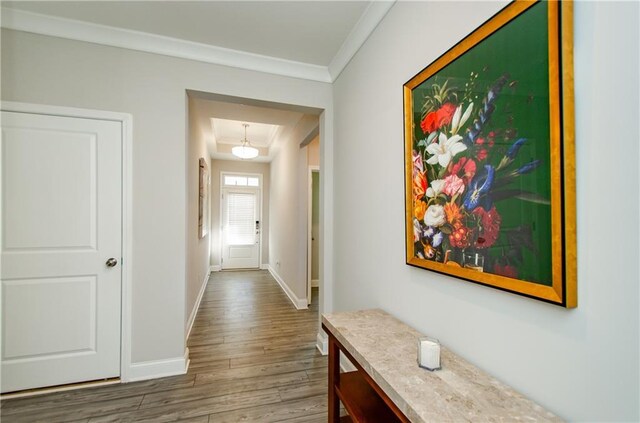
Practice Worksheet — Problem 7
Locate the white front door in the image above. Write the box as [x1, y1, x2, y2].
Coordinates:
[221, 187, 260, 269]
[1, 111, 122, 393]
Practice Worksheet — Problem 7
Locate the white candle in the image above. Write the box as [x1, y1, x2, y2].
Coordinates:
[418, 338, 441, 370]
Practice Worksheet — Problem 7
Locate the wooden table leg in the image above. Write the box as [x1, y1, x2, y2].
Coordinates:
[328, 335, 340, 423]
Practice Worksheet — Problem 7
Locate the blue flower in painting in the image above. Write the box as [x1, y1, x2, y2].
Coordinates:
[463, 165, 495, 211]
[513, 159, 541, 175]
[506, 138, 527, 159]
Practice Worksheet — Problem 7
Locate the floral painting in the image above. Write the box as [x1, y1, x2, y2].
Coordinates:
[403, 0, 576, 307]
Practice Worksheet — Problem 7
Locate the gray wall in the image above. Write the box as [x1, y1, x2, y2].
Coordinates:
[332, 1, 639, 421]
[210, 159, 271, 267]
[0, 28, 333, 365]
[269, 115, 318, 301]
[185, 96, 211, 334]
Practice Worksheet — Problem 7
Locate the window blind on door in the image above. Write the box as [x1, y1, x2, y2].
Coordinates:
[227, 192, 256, 245]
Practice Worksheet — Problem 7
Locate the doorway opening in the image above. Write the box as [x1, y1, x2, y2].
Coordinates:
[307, 166, 320, 305]
[187, 89, 332, 354]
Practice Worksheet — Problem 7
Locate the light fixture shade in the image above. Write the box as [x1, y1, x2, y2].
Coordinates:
[232, 145, 259, 159]
[232, 123, 259, 159]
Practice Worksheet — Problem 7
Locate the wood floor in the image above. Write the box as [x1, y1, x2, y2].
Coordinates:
[1, 270, 328, 422]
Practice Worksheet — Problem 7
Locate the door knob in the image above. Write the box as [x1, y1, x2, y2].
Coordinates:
[106, 258, 118, 267]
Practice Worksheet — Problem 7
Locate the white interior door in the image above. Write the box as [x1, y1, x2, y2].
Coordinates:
[1, 110, 122, 393]
[221, 187, 260, 269]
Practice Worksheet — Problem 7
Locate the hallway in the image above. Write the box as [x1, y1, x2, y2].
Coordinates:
[0, 270, 328, 422]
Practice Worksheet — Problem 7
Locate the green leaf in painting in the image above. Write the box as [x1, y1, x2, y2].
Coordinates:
[492, 190, 550, 205]
[439, 225, 452, 235]
[513, 192, 550, 205]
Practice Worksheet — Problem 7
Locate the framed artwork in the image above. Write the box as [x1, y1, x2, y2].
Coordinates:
[403, 0, 576, 307]
[198, 158, 209, 239]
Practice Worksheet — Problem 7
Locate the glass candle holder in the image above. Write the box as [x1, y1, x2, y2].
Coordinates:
[417, 337, 441, 371]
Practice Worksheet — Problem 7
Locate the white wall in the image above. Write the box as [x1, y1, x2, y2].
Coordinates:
[269, 115, 318, 302]
[210, 159, 271, 267]
[185, 96, 211, 335]
[0, 28, 333, 367]
[332, 1, 639, 421]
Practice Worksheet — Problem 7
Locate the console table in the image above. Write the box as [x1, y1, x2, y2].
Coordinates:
[321, 309, 560, 422]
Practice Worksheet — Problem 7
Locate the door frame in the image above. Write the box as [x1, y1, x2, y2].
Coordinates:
[307, 166, 320, 305]
[219, 171, 263, 270]
[1, 101, 134, 383]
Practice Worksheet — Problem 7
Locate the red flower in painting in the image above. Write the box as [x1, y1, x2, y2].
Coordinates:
[420, 112, 438, 134]
[420, 103, 457, 134]
[472, 206, 502, 249]
[449, 157, 477, 185]
[449, 224, 471, 249]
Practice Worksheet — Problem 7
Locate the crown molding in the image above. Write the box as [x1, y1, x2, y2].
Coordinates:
[1, 3, 395, 84]
[328, 1, 396, 82]
[0, 7, 331, 83]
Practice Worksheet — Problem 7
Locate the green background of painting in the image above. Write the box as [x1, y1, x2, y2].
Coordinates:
[412, 2, 552, 285]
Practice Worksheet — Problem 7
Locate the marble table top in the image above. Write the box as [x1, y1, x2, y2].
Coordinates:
[322, 309, 561, 422]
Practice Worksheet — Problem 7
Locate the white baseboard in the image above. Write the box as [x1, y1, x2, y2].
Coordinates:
[210, 265, 221, 272]
[267, 265, 308, 310]
[186, 271, 210, 341]
[311, 279, 319, 288]
[316, 331, 328, 355]
[127, 348, 189, 382]
[260, 263, 268, 270]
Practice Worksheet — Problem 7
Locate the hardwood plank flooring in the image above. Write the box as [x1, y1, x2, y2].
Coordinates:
[1, 270, 327, 422]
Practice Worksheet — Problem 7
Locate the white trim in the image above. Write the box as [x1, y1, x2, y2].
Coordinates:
[0, 4, 394, 83]
[127, 349, 189, 382]
[311, 279, 319, 288]
[318, 111, 334, 328]
[327, 1, 396, 81]
[0, 101, 135, 384]
[267, 265, 308, 310]
[0, 7, 331, 83]
[210, 265, 221, 272]
[120, 109, 134, 383]
[0, 379, 120, 400]
[260, 264, 268, 270]
[185, 272, 210, 341]
[307, 165, 320, 306]
[316, 331, 328, 356]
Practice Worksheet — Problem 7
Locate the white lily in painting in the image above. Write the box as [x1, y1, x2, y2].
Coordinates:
[426, 133, 467, 168]
[450, 102, 474, 135]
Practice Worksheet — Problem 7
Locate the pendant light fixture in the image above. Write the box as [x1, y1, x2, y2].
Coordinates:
[232, 123, 259, 160]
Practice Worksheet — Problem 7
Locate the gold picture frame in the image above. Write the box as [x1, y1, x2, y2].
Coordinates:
[403, 0, 576, 307]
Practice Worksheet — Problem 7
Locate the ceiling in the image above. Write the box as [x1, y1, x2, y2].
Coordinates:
[0, 1, 395, 81]
[212, 119, 279, 148]
[1, 1, 367, 65]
